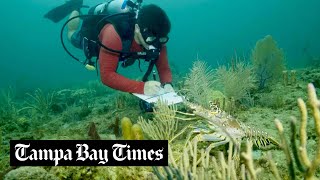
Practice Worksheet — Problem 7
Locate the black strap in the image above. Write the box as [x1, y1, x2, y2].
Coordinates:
[142, 60, 156, 82]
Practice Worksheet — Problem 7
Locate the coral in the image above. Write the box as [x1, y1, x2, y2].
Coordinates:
[108, 116, 120, 137]
[71, 88, 94, 98]
[49, 166, 97, 179]
[215, 60, 256, 101]
[115, 167, 154, 180]
[258, 90, 285, 109]
[60, 101, 93, 123]
[121, 117, 133, 140]
[131, 124, 144, 140]
[4, 167, 58, 180]
[60, 107, 82, 122]
[301, 68, 320, 88]
[88, 122, 100, 140]
[87, 80, 113, 97]
[183, 60, 215, 108]
[282, 70, 289, 86]
[273, 83, 320, 179]
[21, 88, 55, 120]
[16, 117, 31, 131]
[138, 100, 187, 143]
[241, 141, 262, 179]
[0, 128, 10, 180]
[121, 117, 145, 140]
[0, 87, 19, 122]
[78, 99, 93, 118]
[251, 35, 285, 89]
[282, 70, 297, 86]
[155, 141, 252, 180]
[290, 70, 297, 85]
[115, 94, 127, 109]
[49, 166, 153, 180]
[55, 89, 76, 106]
[113, 92, 138, 110]
[210, 90, 225, 105]
[55, 88, 95, 108]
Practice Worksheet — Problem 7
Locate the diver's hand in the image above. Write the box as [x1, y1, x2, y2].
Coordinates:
[163, 83, 175, 93]
[144, 81, 161, 96]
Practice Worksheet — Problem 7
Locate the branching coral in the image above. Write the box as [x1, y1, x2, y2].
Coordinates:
[21, 88, 55, 120]
[0, 87, 19, 122]
[241, 141, 262, 179]
[183, 60, 215, 108]
[138, 100, 188, 143]
[154, 141, 256, 180]
[273, 83, 320, 180]
[215, 59, 256, 102]
[251, 35, 285, 89]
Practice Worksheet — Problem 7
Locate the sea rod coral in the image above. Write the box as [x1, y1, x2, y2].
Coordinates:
[273, 83, 320, 180]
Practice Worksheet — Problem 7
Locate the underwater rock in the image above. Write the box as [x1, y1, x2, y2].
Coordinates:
[300, 68, 320, 88]
[55, 88, 95, 106]
[4, 167, 58, 180]
[50, 103, 65, 114]
[96, 133, 117, 140]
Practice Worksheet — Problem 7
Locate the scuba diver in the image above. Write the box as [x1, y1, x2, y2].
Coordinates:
[44, 0, 175, 100]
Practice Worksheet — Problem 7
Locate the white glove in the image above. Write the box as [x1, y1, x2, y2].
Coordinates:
[163, 83, 175, 93]
[144, 81, 161, 96]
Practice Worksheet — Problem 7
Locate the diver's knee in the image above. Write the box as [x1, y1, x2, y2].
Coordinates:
[68, 10, 80, 32]
[70, 10, 80, 17]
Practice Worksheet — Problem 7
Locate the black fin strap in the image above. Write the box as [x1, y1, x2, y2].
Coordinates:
[142, 60, 156, 82]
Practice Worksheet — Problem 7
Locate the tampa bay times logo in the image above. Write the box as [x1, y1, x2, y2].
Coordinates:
[10, 140, 168, 166]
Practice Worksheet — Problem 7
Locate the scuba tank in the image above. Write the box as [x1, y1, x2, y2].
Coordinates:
[60, 0, 141, 71]
[79, 0, 135, 71]
[60, 0, 160, 79]
[95, 0, 132, 15]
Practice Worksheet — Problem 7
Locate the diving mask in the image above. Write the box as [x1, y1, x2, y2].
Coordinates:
[141, 28, 169, 47]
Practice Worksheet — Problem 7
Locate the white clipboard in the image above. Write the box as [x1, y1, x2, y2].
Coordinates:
[132, 92, 183, 105]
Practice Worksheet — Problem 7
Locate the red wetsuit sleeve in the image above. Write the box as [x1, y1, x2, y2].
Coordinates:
[156, 45, 172, 84]
[99, 25, 145, 94]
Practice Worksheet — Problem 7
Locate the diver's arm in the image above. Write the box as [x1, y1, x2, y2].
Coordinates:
[155, 46, 173, 84]
[99, 25, 145, 94]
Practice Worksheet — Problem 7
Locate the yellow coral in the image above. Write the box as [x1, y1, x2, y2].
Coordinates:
[131, 124, 144, 140]
[121, 117, 132, 140]
[121, 117, 145, 140]
[273, 83, 320, 180]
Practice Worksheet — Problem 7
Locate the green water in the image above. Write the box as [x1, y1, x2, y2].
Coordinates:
[0, 0, 319, 91]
